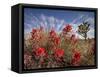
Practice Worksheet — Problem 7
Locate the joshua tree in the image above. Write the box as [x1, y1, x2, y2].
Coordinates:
[78, 22, 90, 40]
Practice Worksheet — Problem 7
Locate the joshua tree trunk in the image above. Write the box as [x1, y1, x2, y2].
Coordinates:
[84, 33, 87, 41]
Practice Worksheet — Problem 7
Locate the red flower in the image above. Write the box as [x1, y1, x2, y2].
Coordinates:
[73, 52, 81, 61]
[54, 37, 61, 45]
[31, 28, 43, 40]
[32, 28, 37, 34]
[54, 49, 64, 58]
[36, 47, 46, 57]
[71, 49, 81, 65]
[63, 24, 72, 33]
[49, 29, 56, 38]
[31, 28, 37, 39]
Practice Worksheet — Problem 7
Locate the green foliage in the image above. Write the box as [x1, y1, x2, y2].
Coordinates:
[78, 22, 90, 40]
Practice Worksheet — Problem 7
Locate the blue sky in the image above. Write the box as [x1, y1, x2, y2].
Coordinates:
[24, 8, 95, 39]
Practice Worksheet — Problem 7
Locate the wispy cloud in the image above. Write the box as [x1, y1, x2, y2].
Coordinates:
[71, 14, 85, 24]
[24, 14, 66, 33]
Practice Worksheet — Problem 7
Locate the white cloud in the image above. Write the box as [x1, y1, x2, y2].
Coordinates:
[71, 14, 85, 24]
[87, 28, 94, 38]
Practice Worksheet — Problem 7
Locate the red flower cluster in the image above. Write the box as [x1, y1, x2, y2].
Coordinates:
[35, 47, 46, 57]
[24, 23, 84, 69]
[54, 49, 64, 58]
[49, 29, 61, 47]
[71, 49, 81, 65]
[73, 52, 81, 61]
[31, 27, 43, 41]
[31, 28, 37, 38]
[32, 28, 37, 34]
[63, 24, 72, 33]
[54, 37, 61, 45]
[49, 29, 57, 38]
